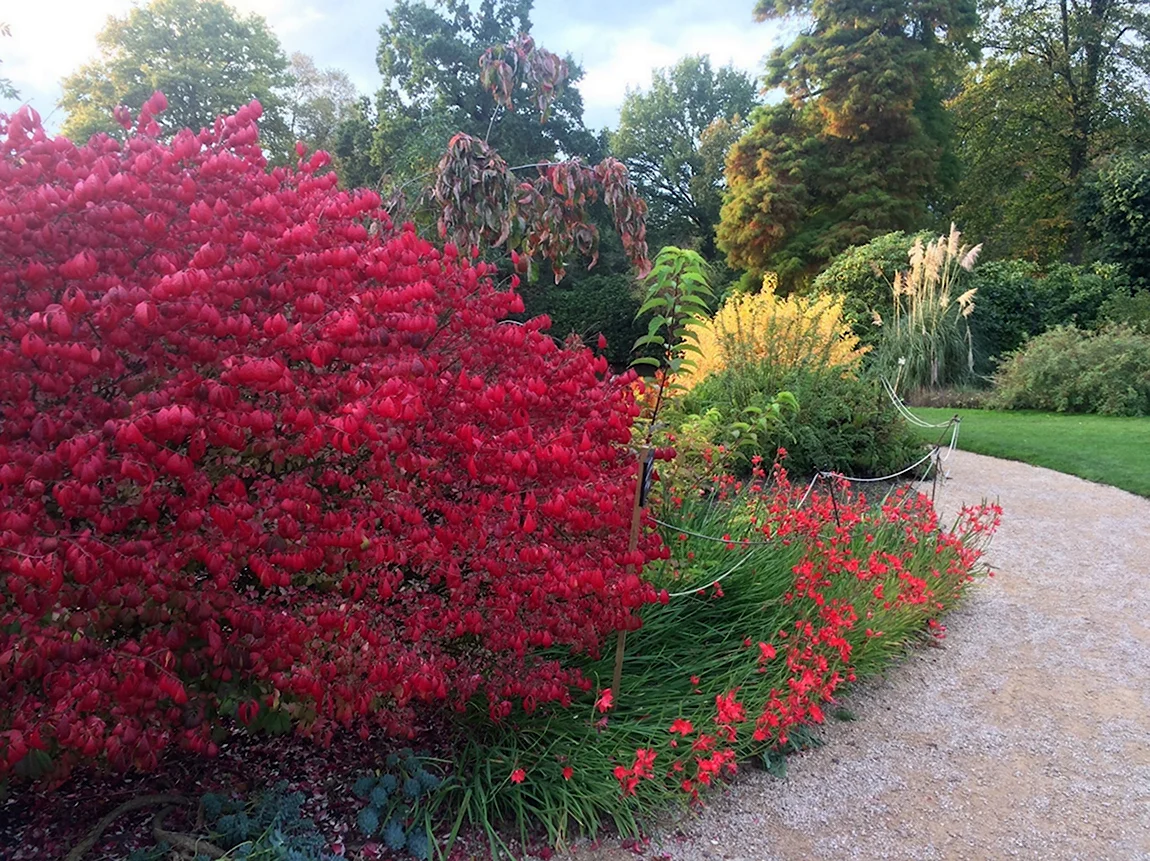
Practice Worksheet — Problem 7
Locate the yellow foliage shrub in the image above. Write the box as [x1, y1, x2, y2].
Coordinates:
[681, 283, 867, 389]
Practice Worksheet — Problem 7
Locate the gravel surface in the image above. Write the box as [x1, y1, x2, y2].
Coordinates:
[631, 450, 1150, 861]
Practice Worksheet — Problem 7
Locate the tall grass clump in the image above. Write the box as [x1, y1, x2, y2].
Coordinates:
[878, 225, 981, 391]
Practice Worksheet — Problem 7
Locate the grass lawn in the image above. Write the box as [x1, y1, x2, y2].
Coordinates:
[910, 408, 1150, 498]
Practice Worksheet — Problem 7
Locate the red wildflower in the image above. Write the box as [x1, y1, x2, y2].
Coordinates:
[595, 688, 614, 713]
[562, 766, 574, 780]
[510, 768, 526, 784]
[691, 733, 716, 752]
[633, 747, 657, 778]
[669, 718, 693, 736]
[613, 764, 639, 795]
[715, 690, 746, 725]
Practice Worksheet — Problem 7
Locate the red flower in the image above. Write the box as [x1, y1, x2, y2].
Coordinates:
[715, 690, 746, 725]
[632, 747, 657, 778]
[510, 768, 526, 784]
[668, 718, 693, 736]
[595, 688, 614, 713]
[562, 766, 573, 780]
[758, 642, 777, 663]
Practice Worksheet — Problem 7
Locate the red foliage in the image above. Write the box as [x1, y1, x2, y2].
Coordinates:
[0, 96, 666, 783]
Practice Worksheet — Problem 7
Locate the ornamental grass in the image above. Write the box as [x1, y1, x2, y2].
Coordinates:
[878, 225, 982, 391]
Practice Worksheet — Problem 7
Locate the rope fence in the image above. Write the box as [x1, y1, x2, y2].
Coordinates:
[880, 376, 956, 428]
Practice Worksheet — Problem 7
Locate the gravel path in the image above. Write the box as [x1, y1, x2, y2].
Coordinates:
[643, 450, 1150, 861]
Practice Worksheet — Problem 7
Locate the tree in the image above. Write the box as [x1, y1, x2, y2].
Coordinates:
[611, 56, 758, 258]
[948, 58, 1078, 261]
[284, 52, 359, 155]
[1089, 149, 1150, 287]
[949, 0, 1150, 261]
[331, 96, 382, 190]
[59, 0, 292, 154]
[717, 0, 977, 289]
[372, 0, 599, 183]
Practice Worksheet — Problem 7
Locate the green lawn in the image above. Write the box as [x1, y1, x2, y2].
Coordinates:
[910, 408, 1150, 498]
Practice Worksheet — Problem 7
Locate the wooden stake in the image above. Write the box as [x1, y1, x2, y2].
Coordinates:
[931, 447, 940, 504]
[611, 447, 651, 701]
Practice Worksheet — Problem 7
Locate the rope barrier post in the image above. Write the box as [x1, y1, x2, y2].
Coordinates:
[827, 473, 842, 528]
[611, 446, 652, 703]
[930, 446, 941, 504]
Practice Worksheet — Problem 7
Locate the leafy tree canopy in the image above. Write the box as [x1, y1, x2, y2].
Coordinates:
[1088, 149, 1150, 287]
[719, 0, 977, 290]
[611, 56, 758, 258]
[285, 52, 360, 156]
[1, 22, 17, 100]
[948, 0, 1150, 261]
[372, 0, 599, 183]
[60, 0, 293, 155]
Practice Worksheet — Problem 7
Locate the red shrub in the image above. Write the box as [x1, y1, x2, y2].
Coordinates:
[0, 96, 665, 782]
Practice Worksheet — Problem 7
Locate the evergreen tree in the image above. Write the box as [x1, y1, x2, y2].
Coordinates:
[718, 0, 977, 289]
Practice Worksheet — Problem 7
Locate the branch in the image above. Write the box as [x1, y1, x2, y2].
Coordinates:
[65, 794, 189, 861]
[153, 805, 229, 859]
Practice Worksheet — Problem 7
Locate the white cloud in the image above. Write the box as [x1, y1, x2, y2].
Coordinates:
[534, 0, 786, 129]
[1, 0, 347, 127]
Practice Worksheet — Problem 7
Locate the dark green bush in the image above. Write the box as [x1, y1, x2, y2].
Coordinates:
[991, 325, 1150, 416]
[1032, 263, 1120, 330]
[965, 260, 1043, 373]
[678, 364, 925, 478]
[1088, 149, 1150, 289]
[517, 272, 648, 367]
[810, 230, 933, 344]
[1099, 289, 1150, 333]
[967, 261, 1125, 374]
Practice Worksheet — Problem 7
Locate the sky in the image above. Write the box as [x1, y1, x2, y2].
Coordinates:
[1, 0, 791, 133]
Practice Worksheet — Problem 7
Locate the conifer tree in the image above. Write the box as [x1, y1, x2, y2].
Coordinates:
[719, 0, 976, 288]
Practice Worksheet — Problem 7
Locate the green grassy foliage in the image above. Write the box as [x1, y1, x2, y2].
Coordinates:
[428, 471, 998, 854]
[911, 407, 1150, 497]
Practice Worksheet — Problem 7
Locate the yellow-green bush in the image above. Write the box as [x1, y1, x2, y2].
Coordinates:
[681, 284, 867, 389]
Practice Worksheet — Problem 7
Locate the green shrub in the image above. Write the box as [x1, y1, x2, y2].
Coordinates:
[966, 260, 1125, 374]
[678, 364, 925, 478]
[810, 230, 933, 344]
[991, 325, 1150, 416]
[518, 272, 648, 367]
[1032, 263, 1122, 330]
[965, 259, 1043, 373]
[1099, 289, 1150, 333]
